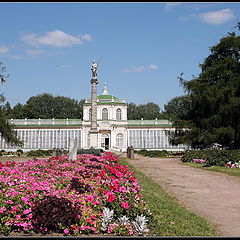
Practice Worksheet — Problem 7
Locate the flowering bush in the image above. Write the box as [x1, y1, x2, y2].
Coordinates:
[225, 161, 240, 168]
[0, 152, 151, 236]
[191, 159, 206, 164]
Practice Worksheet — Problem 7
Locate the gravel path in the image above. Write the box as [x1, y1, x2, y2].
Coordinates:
[126, 154, 240, 237]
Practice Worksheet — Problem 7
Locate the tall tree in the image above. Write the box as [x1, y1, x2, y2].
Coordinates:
[162, 95, 191, 120]
[127, 102, 162, 120]
[170, 28, 240, 149]
[11, 93, 84, 119]
[0, 61, 22, 146]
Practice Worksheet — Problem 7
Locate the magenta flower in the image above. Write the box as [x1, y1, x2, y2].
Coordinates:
[119, 186, 127, 193]
[121, 201, 130, 209]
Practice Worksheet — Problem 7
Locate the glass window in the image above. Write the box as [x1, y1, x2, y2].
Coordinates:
[102, 108, 108, 120]
[116, 108, 121, 120]
[116, 133, 123, 149]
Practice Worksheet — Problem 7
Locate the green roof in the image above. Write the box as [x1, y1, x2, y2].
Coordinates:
[97, 95, 118, 100]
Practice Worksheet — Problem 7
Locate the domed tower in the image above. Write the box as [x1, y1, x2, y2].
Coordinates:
[82, 80, 128, 151]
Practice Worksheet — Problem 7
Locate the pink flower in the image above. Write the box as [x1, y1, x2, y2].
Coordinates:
[0, 206, 6, 213]
[119, 186, 127, 193]
[63, 229, 69, 235]
[81, 226, 87, 230]
[23, 209, 32, 215]
[5, 221, 11, 226]
[121, 201, 130, 209]
[106, 192, 115, 203]
[86, 195, 94, 202]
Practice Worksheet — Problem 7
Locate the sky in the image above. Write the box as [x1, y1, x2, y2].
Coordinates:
[0, 2, 239, 111]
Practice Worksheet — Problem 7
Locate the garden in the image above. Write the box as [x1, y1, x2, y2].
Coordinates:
[0, 152, 152, 236]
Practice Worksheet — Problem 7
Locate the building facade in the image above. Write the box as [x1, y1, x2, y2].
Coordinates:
[0, 84, 186, 152]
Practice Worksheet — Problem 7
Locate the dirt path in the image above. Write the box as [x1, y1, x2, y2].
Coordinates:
[125, 153, 240, 237]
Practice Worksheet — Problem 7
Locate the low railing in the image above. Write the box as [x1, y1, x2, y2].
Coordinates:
[128, 119, 172, 125]
[85, 98, 125, 103]
[9, 119, 82, 126]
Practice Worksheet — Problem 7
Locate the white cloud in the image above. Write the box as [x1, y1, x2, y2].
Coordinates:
[149, 64, 158, 70]
[80, 34, 92, 41]
[25, 49, 46, 55]
[123, 66, 145, 72]
[199, 8, 235, 25]
[123, 64, 158, 72]
[21, 30, 92, 48]
[0, 46, 9, 54]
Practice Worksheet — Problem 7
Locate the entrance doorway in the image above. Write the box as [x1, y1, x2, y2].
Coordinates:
[101, 133, 110, 150]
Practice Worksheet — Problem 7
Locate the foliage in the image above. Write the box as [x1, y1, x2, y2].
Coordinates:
[127, 102, 162, 120]
[9, 93, 85, 119]
[135, 149, 168, 158]
[0, 61, 22, 147]
[32, 196, 81, 234]
[181, 150, 240, 167]
[26, 149, 53, 157]
[77, 148, 103, 156]
[168, 28, 240, 149]
[162, 95, 191, 120]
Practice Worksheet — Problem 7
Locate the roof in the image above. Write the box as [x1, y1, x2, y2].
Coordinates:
[97, 94, 118, 100]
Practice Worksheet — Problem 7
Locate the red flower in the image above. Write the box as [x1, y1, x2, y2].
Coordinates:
[106, 192, 115, 203]
[121, 201, 129, 209]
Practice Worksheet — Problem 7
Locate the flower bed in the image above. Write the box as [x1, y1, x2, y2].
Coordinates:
[0, 152, 151, 236]
[225, 161, 240, 168]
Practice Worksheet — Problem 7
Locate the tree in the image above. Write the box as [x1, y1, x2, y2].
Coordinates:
[11, 93, 84, 119]
[0, 61, 22, 146]
[162, 95, 191, 120]
[170, 28, 240, 149]
[127, 102, 139, 120]
[127, 102, 162, 120]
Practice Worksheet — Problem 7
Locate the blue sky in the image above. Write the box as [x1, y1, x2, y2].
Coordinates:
[0, 2, 239, 110]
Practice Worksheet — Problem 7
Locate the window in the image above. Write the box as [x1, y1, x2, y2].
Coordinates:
[89, 108, 92, 121]
[116, 108, 121, 120]
[102, 108, 108, 120]
[116, 133, 124, 149]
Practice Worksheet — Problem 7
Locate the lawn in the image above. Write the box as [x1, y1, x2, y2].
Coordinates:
[182, 162, 240, 177]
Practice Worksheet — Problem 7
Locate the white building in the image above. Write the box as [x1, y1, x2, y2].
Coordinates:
[0, 83, 186, 152]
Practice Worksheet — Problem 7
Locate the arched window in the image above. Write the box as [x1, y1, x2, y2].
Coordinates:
[102, 108, 108, 120]
[116, 108, 121, 120]
[116, 133, 124, 149]
[89, 108, 92, 121]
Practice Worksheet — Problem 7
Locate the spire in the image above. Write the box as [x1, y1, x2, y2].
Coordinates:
[102, 82, 109, 95]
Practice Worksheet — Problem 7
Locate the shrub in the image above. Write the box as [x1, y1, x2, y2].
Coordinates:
[32, 196, 81, 234]
[77, 148, 102, 156]
[181, 150, 240, 167]
[27, 149, 52, 157]
[135, 149, 168, 158]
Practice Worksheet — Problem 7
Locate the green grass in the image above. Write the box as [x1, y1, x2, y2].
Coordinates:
[119, 157, 219, 237]
[183, 162, 240, 177]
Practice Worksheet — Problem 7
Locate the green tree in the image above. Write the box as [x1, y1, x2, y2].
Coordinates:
[12, 93, 84, 119]
[162, 95, 191, 120]
[170, 28, 240, 149]
[138, 102, 161, 120]
[127, 102, 139, 120]
[127, 102, 161, 120]
[0, 62, 22, 146]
